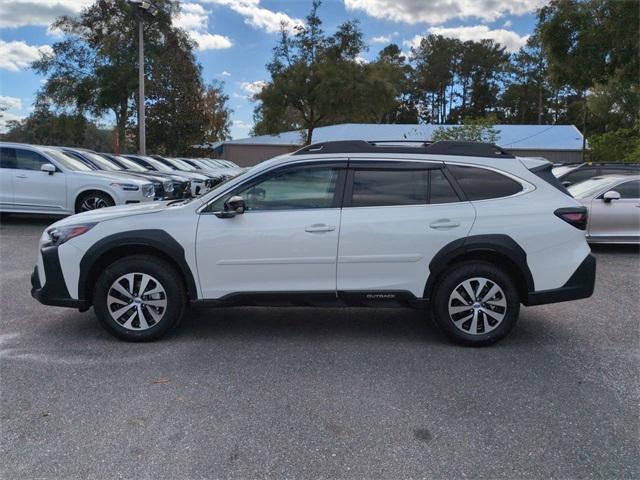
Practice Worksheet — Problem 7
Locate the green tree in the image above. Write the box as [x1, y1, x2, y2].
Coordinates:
[431, 116, 501, 143]
[254, 1, 400, 143]
[588, 121, 640, 163]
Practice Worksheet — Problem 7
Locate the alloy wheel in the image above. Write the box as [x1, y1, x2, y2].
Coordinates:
[80, 196, 111, 211]
[447, 277, 507, 335]
[107, 272, 167, 331]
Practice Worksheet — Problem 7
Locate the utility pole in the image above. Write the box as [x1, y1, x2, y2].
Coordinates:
[138, 16, 145, 155]
[127, 0, 158, 155]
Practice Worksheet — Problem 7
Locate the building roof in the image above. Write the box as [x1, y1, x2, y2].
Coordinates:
[219, 123, 584, 151]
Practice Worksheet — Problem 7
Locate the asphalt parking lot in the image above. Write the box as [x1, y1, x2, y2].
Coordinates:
[1, 214, 638, 479]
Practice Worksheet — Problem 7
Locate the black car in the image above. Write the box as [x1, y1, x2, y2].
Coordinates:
[103, 154, 192, 199]
[554, 163, 640, 187]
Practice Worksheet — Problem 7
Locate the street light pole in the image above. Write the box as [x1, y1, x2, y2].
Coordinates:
[138, 17, 146, 155]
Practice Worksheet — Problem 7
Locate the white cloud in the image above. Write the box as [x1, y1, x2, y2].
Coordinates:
[221, 70, 231, 76]
[404, 25, 529, 53]
[503, 20, 512, 27]
[189, 31, 233, 50]
[173, 2, 233, 50]
[371, 35, 392, 44]
[0, 111, 25, 132]
[0, 0, 92, 28]
[232, 119, 252, 129]
[427, 25, 529, 52]
[202, 0, 304, 34]
[345, 0, 547, 25]
[0, 96, 22, 111]
[240, 80, 267, 95]
[355, 55, 369, 65]
[0, 40, 52, 72]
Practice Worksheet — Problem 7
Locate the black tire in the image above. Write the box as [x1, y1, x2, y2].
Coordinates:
[431, 261, 520, 347]
[93, 255, 186, 341]
[75, 191, 114, 213]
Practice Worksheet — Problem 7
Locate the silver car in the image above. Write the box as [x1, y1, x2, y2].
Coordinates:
[568, 174, 640, 244]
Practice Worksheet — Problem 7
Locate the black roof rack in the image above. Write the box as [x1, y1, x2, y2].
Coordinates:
[292, 140, 515, 159]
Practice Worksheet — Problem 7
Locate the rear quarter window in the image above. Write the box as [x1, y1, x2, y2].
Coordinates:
[447, 165, 523, 200]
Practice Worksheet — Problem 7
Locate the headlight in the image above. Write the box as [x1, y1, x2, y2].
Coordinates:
[47, 223, 97, 246]
[110, 182, 139, 191]
[142, 184, 154, 197]
[163, 180, 174, 192]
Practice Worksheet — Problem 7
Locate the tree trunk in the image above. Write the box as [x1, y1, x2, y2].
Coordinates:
[537, 85, 543, 124]
[305, 125, 314, 145]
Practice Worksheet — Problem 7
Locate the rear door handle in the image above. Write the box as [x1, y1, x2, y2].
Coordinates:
[305, 224, 336, 233]
[429, 219, 460, 230]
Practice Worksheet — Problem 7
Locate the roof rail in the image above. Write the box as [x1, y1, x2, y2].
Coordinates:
[292, 140, 515, 159]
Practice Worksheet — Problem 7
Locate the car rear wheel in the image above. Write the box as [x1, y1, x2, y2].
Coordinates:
[432, 261, 519, 346]
[93, 255, 186, 341]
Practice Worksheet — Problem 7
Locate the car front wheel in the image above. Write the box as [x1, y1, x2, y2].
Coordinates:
[93, 255, 186, 341]
[432, 261, 519, 346]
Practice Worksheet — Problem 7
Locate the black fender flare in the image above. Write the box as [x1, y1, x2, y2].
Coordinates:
[423, 234, 535, 300]
[78, 229, 198, 302]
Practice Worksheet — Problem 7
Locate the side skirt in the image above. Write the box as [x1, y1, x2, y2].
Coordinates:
[191, 290, 429, 309]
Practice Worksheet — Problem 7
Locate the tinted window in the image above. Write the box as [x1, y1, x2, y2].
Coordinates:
[0, 147, 17, 169]
[448, 165, 522, 200]
[612, 180, 640, 199]
[599, 168, 638, 176]
[14, 149, 48, 171]
[562, 168, 595, 184]
[430, 169, 459, 204]
[351, 169, 429, 207]
[233, 167, 339, 211]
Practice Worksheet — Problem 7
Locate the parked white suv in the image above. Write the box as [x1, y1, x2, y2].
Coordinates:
[1, 143, 156, 214]
[31, 140, 596, 345]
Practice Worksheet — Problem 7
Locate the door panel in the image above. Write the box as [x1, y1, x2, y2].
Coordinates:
[196, 209, 341, 298]
[589, 181, 640, 239]
[12, 149, 67, 211]
[337, 203, 475, 297]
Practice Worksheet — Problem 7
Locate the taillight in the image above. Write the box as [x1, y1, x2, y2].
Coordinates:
[554, 207, 588, 230]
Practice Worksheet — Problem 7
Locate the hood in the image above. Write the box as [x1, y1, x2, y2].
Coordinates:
[171, 171, 210, 182]
[82, 170, 152, 186]
[51, 200, 175, 227]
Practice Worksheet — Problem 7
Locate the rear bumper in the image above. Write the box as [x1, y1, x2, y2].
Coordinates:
[30, 246, 88, 310]
[524, 254, 596, 306]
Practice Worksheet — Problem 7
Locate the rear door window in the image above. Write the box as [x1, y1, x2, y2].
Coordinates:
[0, 147, 17, 169]
[447, 165, 522, 200]
[351, 170, 429, 207]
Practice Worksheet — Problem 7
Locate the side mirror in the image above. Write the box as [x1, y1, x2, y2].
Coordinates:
[41, 163, 56, 175]
[562, 181, 571, 187]
[214, 195, 246, 218]
[603, 190, 620, 202]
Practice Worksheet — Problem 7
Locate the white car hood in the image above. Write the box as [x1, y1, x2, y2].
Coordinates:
[50, 201, 180, 227]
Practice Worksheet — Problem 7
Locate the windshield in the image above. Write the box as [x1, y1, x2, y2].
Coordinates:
[165, 157, 194, 171]
[81, 151, 123, 171]
[568, 177, 618, 198]
[134, 155, 174, 172]
[42, 149, 93, 171]
[112, 155, 147, 172]
[552, 165, 579, 178]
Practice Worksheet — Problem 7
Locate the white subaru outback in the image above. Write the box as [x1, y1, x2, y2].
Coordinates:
[31, 140, 596, 346]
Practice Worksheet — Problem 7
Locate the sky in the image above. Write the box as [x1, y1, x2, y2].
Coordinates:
[0, 0, 546, 139]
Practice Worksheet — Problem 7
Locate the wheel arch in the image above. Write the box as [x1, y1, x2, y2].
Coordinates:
[78, 230, 198, 306]
[423, 235, 534, 302]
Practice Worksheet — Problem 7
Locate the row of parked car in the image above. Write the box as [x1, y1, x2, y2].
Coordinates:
[552, 162, 639, 244]
[0, 142, 244, 215]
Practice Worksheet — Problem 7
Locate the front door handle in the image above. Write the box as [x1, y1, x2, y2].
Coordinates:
[429, 219, 461, 230]
[305, 224, 336, 233]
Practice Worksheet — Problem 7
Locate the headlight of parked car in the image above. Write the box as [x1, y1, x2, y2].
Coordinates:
[163, 180, 174, 192]
[110, 182, 139, 191]
[47, 223, 97, 246]
[141, 184, 155, 197]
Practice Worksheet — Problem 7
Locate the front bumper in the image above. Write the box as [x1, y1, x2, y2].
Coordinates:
[524, 254, 596, 306]
[30, 245, 88, 310]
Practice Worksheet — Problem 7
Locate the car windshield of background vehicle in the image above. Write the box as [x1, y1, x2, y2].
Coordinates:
[139, 156, 174, 172]
[42, 149, 93, 171]
[82, 151, 123, 171]
[166, 158, 193, 170]
[113, 156, 147, 172]
[568, 177, 620, 198]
